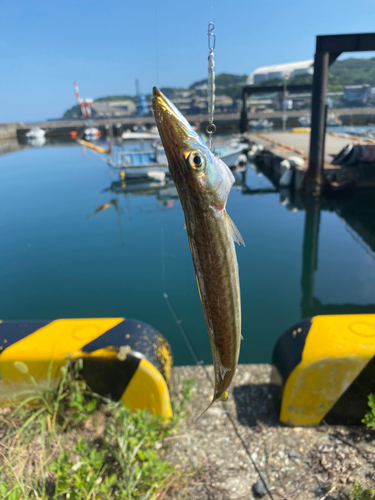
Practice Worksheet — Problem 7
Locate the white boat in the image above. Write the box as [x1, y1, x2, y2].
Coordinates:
[217, 146, 246, 167]
[121, 131, 160, 141]
[249, 119, 274, 130]
[298, 113, 342, 127]
[84, 127, 100, 140]
[208, 136, 247, 167]
[121, 126, 159, 141]
[298, 116, 311, 127]
[25, 127, 45, 139]
[326, 113, 342, 127]
[326, 112, 342, 127]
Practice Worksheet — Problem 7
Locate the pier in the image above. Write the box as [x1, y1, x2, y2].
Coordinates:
[246, 129, 375, 191]
[0, 106, 372, 142]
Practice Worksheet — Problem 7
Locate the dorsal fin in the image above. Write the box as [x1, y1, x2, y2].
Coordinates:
[225, 211, 245, 246]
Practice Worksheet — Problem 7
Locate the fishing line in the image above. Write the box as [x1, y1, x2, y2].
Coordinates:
[161, 228, 204, 367]
[160, 228, 274, 500]
[154, 0, 160, 87]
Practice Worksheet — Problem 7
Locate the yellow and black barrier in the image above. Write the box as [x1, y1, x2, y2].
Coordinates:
[272, 315, 375, 425]
[0, 318, 173, 417]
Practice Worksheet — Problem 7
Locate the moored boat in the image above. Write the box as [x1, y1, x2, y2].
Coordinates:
[25, 127, 45, 139]
[84, 127, 101, 140]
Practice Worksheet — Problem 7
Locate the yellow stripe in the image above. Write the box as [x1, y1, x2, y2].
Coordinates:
[0, 318, 124, 388]
[280, 314, 375, 425]
[121, 358, 172, 418]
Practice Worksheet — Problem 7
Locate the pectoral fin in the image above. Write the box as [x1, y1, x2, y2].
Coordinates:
[225, 212, 245, 246]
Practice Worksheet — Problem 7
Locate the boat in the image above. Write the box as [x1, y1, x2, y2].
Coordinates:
[326, 112, 342, 127]
[298, 116, 311, 127]
[107, 135, 245, 179]
[201, 135, 248, 168]
[107, 140, 169, 179]
[84, 127, 100, 140]
[298, 113, 342, 128]
[249, 119, 274, 130]
[25, 127, 45, 139]
[121, 125, 159, 141]
[215, 145, 247, 168]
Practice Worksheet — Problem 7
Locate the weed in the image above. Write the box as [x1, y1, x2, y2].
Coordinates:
[362, 394, 375, 428]
[0, 360, 195, 499]
[348, 482, 375, 500]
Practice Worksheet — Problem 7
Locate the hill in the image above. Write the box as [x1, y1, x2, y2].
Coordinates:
[253, 57, 375, 91]
[62, 59, 375, 117]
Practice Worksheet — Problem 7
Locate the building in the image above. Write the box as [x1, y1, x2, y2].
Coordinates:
[246, 60, 314, 85]
[91, 100, 137, 118]
[342, 85, 371, 106]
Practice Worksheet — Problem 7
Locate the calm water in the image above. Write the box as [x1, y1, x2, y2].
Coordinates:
[1, 141, 375, 365]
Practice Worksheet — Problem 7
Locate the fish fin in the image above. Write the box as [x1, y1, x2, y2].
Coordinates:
[196, 391, 228, 420]
[225, 212, 245, 246]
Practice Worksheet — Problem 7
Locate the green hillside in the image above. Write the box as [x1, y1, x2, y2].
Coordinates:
[62, 58, 375, 117]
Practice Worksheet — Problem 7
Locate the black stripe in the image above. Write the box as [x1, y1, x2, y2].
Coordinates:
[271, 318, 312, 384]
[324, 355, 375, 425]
[81, 319, 172, 383]
[0, 321, 50, 353]
[79, 353, 142, 401]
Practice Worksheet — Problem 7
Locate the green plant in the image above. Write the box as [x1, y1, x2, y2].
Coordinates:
[349, 482, 375, 500]
[171, 376, 195, 421]
[0, 360, 195, 500]
[362, 394, 375, 428]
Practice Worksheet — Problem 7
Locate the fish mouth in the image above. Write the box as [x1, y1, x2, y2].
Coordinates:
[152, 87, 201, 166]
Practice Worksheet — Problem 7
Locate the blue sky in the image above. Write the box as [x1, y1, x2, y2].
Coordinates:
[0, 0, 375, 122]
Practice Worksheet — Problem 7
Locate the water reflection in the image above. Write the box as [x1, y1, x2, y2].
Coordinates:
[102, 177, 178, 207]
[104, 161, 375, 323]
[292, 191, 375, 318]
[1, 138, 375, 363]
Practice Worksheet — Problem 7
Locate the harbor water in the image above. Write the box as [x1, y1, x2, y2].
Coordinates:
[1, 141, 375, 365]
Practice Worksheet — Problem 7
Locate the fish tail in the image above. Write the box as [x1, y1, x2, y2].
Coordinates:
[196, 390, 228, 420]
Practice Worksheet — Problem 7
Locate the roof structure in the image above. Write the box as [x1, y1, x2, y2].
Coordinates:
[246, 60, 314, 85]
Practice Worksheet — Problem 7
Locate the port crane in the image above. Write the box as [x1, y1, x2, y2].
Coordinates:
[73, 82, 93, 118]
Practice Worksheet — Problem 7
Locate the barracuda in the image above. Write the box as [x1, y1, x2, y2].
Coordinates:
[152, 87, 244, 412]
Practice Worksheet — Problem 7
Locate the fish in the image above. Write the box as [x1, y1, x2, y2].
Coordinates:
[152, 87, 244, 412]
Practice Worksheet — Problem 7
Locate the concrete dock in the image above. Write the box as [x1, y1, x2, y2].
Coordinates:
[246, 130, 368, 161]
[169, 364, 375, 500]
[246, 130, 375, 190]
[3, 105, 375, 139]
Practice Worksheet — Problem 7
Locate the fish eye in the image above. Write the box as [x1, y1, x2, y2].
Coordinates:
[188, 151, 206, 170]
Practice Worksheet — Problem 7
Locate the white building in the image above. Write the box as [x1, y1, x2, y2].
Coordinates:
[246, 60, 314, 85]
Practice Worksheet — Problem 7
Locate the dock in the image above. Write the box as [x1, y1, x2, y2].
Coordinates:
[246, 130, 361, 159]
[170, 364, 374, 499]
[246, 130, 375, 191]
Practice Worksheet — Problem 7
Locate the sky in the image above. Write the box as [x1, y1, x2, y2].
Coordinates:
[0, 0, 375, 122]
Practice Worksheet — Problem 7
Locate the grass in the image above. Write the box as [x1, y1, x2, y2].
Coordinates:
[362, 394, 375, 428]
[0, 359, 195, 499]
[346, 395, 375, 500]
[348, 482, 375, 500]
